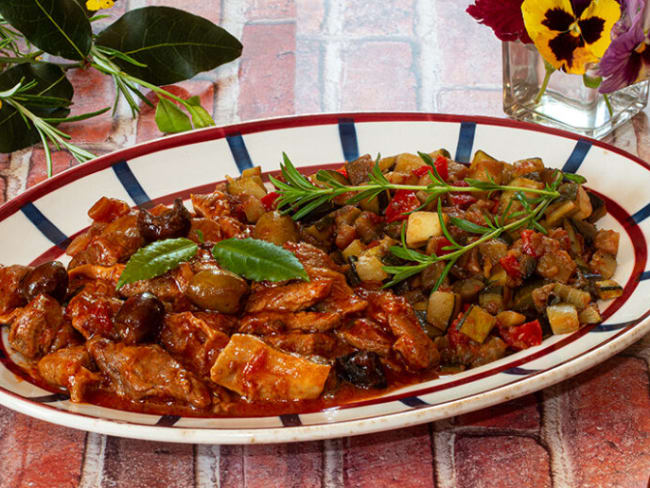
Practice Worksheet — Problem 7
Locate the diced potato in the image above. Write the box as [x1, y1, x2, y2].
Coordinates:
[545, 200, 577, 227]
[239, 194, 265, 223]
[379, 155, 396, 171]
[496, 310, 526, 327]
[594, 229, 620, 256]
[211, 334, 331, 401]
[226, 175, 267, 199]
[594, 280, 624, 300]
[363, 236, 396, 257]
[572, 186, 592, 220]
[589, 250, 617, 279]
[469, 150, 505, 184]
[394, 152, 427, 173]
[579, 304, 602, 324]
[459, 305, 497, 343]
[427, 291, 460, 331]
[547, 303, 580, 334]
[355, 255, 389, 282]
[342, 239, 367, 260]
[406, 211, 447, 248]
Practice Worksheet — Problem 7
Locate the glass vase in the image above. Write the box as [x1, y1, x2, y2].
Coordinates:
[502, 41, 649, 139]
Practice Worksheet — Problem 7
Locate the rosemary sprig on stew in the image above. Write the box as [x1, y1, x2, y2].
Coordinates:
[270, 152, 566, 290]
[269, 152, 560, 220]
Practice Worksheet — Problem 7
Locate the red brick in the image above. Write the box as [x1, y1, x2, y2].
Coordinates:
[0, 406, 85, 488]
[61, 67, 116, 145]
[246, 0, 296, 20]
[455, 435, 551, 488]
[220, 442, 324, 488]
[436, 89, 503, 117]
[27, 149, 77, 188]
[342, 0, 415, 37]
[101, 436, 195, 488]
[295, 40, 322, 113]
[0, 176, 5, 205]
[0, 152, 9, 170]
[456, 394, 540, 430]
[561, 356, 650, 488]
[135, 81, 215, 143]
[434, 0, 502, 86]
[296, 0, 325, 36]
[633, 110, 650, 162]
[343, 425, 435, 488]
[144, 0, 221, 24]
[341, 41, 417, 111]
[238, 23, 296, 121]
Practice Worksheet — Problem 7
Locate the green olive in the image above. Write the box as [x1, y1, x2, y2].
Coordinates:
[186, 269, 248, 313]
[252, 211, 299, 246]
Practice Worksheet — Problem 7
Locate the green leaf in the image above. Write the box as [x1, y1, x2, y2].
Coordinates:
[116, 237, 198, 290]
[96, 6, 243, 85]
[0, 0, 92, 60]
[449, 215, 491, 235]
[185, 103, 215, 129]
[0, 63, 73, 153]
[563, 172, 587, 184]
[212, 238, 309, 282]
[155, 97, 192, 133]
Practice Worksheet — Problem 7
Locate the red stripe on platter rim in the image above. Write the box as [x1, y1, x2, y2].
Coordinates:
[0, 162, 646, 421]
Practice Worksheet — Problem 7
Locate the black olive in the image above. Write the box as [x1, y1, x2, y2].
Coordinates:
[19, 261, 68, 303]
[137, 198, 191, 243]
[335, 351, 387, 389]
[114, 292, 165, 344]
[185, 268, 249, 314]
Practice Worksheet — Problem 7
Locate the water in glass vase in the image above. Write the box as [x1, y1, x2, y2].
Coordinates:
[502, 41, 649, 139]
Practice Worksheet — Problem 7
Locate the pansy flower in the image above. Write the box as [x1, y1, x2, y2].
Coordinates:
[598, 0, 650, 92]
[86, 0, 115, 11]
[466, 0, 532, 44]
[522, 0, 621, 74]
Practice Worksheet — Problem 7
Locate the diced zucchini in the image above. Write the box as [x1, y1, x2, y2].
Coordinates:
[572, 186, 592, 220]
[594, 280, 623, 300]
[587, 191, 607, 223]
[589, 250, 617, 279]
[479, 239, 508, 265]
[394, 153, 427, 173]
[578, 304, 602, 324]
[545, 200, 577, 227]
[470, 150, 505, 184]
[226, 175, 268, 199]
[355, 255, 389, 282]
[496, 310, 526, 327]
[498, 177, 545, 216]
[241, 166, 262, 178]
[487, 266, 507, 287]
[513, 157, 544, 176]
[479, 285, 504, 315]
[406, 211, 447, 248]
[427, 291, 460, 331]
[458, 305, 497, 343]
[342, 239, 366, 260]
[430, 148, 451, 159]
[553, 283, 591, 310]
[547, 303, 580, 334]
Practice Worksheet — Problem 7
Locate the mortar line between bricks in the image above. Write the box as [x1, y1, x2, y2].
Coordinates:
[433, 419, 456, 488]
[428, 422, 438, 487]
[296, 34, 420, 43]
[322, 0, 344, 112]
[78, 432, 106, 488]
[541, 383, 575, 488]
[195, 444, 220, 488]
[322, 437, 344, 488]
[416, 0, 440, 112]
[245, 18, 297, 26]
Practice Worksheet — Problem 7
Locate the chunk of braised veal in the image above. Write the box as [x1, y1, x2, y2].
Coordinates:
[0, 265, 31, 315]
[19, 261, 68, 303]
[88, 197, 131, 223]
[138, 198, 192, 243]
[9, 294, 64, 359]
[37, 345, 100, 402]
[114, 293, 165, 344]
[335, 351, 387, 389]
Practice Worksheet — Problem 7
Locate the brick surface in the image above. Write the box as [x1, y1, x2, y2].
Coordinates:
[220, 442, 324, 488]
[27, 149, 77, 188]
[456, 394, 540, 431]
[561, 356, 650, 488]
[144, 0, 221, 24]
[135, 81, 215, 143]
[455, 435, 551, 488]
[101, 437, 195, 488]
[341, 41, 417, 111]
[436, 88, 503, 117]
[295, 39, 322, 113]
[343, 425, 435, 488]
[633, 111, 650, 162]
[238, 22, 296, 121]
[342, 0, 415, 37]
[0, 405, 85, 488]
[296, 0, 325, 36]
[246, 0, 296, 20]
[0, 176, 5, 204]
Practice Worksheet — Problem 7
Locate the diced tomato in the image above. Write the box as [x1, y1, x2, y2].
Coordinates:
[490, 197, 500, 214]
[447, 314, 469, 347]
[366, 240, 381, 249]
[384, 190, 420, 223]
[412, 155, 449, 181]
[498, 319, 542, 351]
[449, 193, 477, 209]
[413, 165, 433, 178]
[435, 236, 453, 256]
[336, 167, 348, 178]
[520, 229, 542, 258]
[261, 191, 280, 211]
[499, 254, 521, 279]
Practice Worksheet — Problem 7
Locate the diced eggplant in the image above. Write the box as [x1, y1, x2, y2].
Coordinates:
[572, 186, 592, 220]
[594, 280, 623, 300]
[479, 239, 508, 266]
[571, 217, 598, 244]
[458, 305, 497, 344]
[478, 285, 504, 315]
[415, 308, 443, 338]
[546, 303, 580, 334]
[563, 218, 584, 258]
[496, 310, 526, 327]
[394, 153, 427, 173]
[335, 351, 387, 389]
[470, 150, 505, 184]
[578, 304, 602, 324]
[512, 281, 544, 313]
[427, 291, 460, 331]
[587, 191, 607, 223]
[452, 278, 485, 302]
[552, 283, 591, 310]
[345, 155, 372, 185]
[487, 266, 507, 287]
[513, 157, 544, 177]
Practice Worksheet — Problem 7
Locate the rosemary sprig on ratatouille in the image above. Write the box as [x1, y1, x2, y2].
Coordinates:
[270, 152, 565, 290]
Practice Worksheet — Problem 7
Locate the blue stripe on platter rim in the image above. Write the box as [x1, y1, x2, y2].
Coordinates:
[226, 133, 254, 173]
[20, 202, 69, 249]
[338, 117, 360, 162]
[113, 160, 151, 207]
[561, 139, 592, 174]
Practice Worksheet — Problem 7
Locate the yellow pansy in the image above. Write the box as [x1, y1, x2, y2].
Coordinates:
[521, 0, 621, 74]
[86, 0, 115, 11]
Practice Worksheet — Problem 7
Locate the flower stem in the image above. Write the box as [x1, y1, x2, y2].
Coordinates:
[603, 93, 614, 118]
[535, 62, 555, 105]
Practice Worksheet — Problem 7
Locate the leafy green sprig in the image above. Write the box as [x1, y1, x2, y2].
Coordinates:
[270, 152, 560, 220]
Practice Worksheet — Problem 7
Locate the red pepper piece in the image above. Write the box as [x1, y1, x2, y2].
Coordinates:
[448, 314, 469, 347]
[435, 236, 453, 256]
[449, 193, 478, 209]
[261, 191, 280, 211]
[499, 254, 521, 279]
[520, 229, 542, 258]
[336, 167, 348, 178]
[412, 155, 449, 181]
[385, 190, 420, 223]
[498, 319, 542, 351]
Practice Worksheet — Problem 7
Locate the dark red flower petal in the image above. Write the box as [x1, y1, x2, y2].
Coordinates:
[466, 0, 532, 44]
